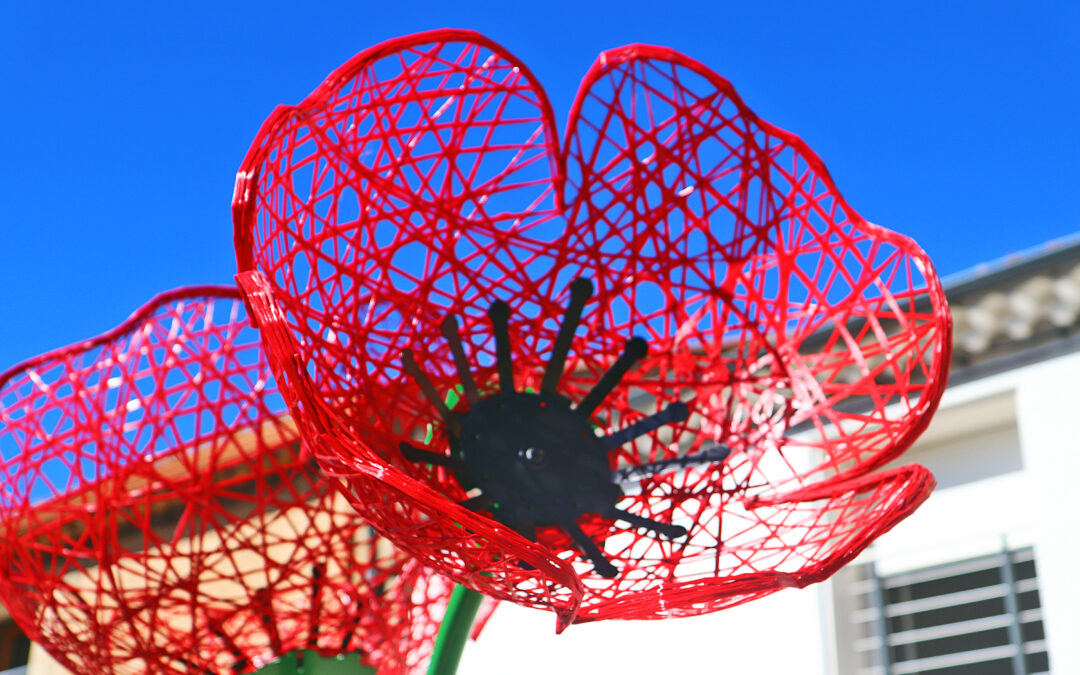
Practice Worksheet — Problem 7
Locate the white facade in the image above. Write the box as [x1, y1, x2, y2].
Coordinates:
[461, 240, 1080, 675]
[461, 354, 1078, 674]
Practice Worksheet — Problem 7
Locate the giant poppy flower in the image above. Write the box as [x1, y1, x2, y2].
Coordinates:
[0, 287, 448, 674]
[233, 29, 950, 629]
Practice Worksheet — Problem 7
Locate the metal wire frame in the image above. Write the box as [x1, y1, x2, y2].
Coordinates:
[0, 286, 448, 674]
[232, 29, 951, 628]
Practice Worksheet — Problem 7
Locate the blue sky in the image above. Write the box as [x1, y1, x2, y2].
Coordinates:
[1, 1, 1077, 370]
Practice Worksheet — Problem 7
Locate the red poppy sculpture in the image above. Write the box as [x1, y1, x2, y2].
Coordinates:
[233, 29, 951, 629]
[0, 287, 448, 674]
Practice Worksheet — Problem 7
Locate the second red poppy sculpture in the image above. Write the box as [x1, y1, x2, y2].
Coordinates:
[233, 29, 951, 629]
[0, 288, 448, 674]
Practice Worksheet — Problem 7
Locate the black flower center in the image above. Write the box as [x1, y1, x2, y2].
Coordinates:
[400, 278, 729, 578]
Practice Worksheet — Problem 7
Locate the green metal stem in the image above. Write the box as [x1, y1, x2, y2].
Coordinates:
[426, 585, 484, 675]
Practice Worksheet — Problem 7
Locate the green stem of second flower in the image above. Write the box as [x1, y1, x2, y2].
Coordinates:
[426, 585, 484, 675]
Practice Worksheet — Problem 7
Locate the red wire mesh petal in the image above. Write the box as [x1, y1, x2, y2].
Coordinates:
[233, 28, 564, 422]
[237, 270, 584, 630]
[0, 287, 448, 674]
[232, 29, 590, 625]
[544, 46, 951, 619]
[233, 30, 950, 625]
[574, 464, 935, 621]
[561, 46, 951, 490]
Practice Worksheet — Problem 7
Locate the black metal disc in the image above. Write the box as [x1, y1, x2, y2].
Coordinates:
[459, 391, 621, 534]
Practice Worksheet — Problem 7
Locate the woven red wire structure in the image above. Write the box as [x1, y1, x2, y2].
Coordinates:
[232, 29, 951, 628]
[0, 286, 448, 674]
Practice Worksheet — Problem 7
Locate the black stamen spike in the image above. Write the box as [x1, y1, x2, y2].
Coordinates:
[399, 442, 468, 474]
[402, 348, 462, 436]
[541, 278, 593, 395]
[309, 562, 324, 648]
[402, 278, 696, 581]
[339, 612, 363, 653]
[211, 619, 246, 672]
[576, 337, 648, 418]
[255, 587, 284, 655]
[488, 300, 515, 392]
[459, 493, 495, 513]
[441, 315, 480, 405]
[607, 507, 687, 539]
[600, 401, 690, 452]
[562, 519, 618, 578]
[514, 514, 538, 568]
[612, 444, 732, 484]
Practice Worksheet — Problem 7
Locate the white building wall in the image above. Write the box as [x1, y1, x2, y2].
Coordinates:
[25, 648, 64, 675]
[465, 351, 1080, 674]
[1014, 351, 1080, 674]
[461, 584, 829, 674]
[828, 349, 1080, 674]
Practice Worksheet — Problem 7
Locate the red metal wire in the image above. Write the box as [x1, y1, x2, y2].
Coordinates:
[233, 30, 951, 626]
[0, 286, 449, 674]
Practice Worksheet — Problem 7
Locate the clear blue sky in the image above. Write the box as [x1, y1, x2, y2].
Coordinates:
[1, 1, 1077, 370]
